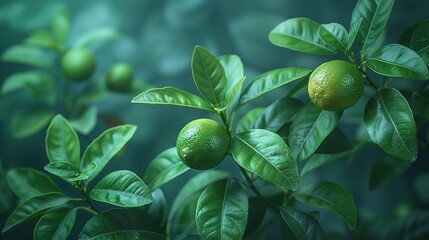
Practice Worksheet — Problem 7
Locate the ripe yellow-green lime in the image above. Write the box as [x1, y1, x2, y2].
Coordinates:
[106, 62, 134, 92]
[308, 60, 364, 111]
[61, 48, 96, 82]
[176, 118, 230, 170]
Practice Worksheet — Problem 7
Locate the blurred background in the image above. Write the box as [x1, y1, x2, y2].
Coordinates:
[0, 0, 428, 239]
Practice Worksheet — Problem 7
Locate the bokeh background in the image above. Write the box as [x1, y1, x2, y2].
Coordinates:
[0, 0, 428, 239]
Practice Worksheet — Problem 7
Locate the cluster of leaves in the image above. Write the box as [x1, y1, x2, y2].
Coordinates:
[0, 115, 166, 239]
[0, 6, 127, 138]
[130, 0, 429, 239]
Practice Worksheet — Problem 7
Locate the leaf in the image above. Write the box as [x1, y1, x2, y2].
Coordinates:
[351, 0, 394, 51]
[347, 17, 363, 50]
[368, 156, 410, 189]
[316, 127, 353, 154]
[24, 30, 58, 50]
[366, 44, 428, 80]
[2, 193, 70, 233]
[11, 109, 55, 138]
[2, 44, 54, 67]
[68, 161, 97, 181]
[69, 107, 98, 135]
[6, 168, 61, 200]
[79, 208, 162, 239]
[280, 206, 327, 240]
[50, 6, 69, 46]
[81, 124, 137, 182]
[244, 197, 267, 238]
[34, 208, 76, 240]
[269, 17, 336, 55]
[235, 108, 264, 134]
[191, 45, 228, 108]
[301, 152, 349, 177]
[364, 88, 418, 161]
[239, 68, 311, 107]
[412, 90, 429, 119]
[46, 114, 80, 168]
[168, 170, 230, 223]
[294, 181, 357, 230]
[143, 147, 190, 190]
[74, 27, 120, 48]
[251, 97, 302, 132]
[399, 19, 429, 65]
[231, 129, 299, 190]
[132, 87, 214, 112]
[1, 71, 56, 104]
[218, 55, 244, 93]
[90, 170, 153, 207]
[195, 179, 248, 240]
[288, 100, 342, 161]
[170, 193, 200, 237]
[147, 189, 167, 225]
[44, 161, 81, 180]
[318, 23, 349, 52]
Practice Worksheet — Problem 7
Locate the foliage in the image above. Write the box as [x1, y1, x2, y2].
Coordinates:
[1, 0, 429, 239]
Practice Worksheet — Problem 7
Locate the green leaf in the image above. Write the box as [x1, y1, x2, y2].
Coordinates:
[24, 30, 58, 51]
[301, 152, 349, 177]
[294, 181, 357, 230]
[34, 208, 76, 240]
[44, 161, 81, 180]
[46, 114, 80, 168]
[170, 193, 200, 237]
[74, 27, 120, 48]
[318, 23, 349, 52]
[364, 88, 418, 161]
[68, 161, 97, 181]
[195, 179, 248, 240]
[289, 100, 342, 161]
[90, 170, 153, 207]
[1, 71, 56, 104]
[191, 45, 228, 108]
[251, 97, 302, 132]
[143, 147, 190, 190]
[231, 129, 299, 190]
[239, 68, 311, 107]
[6, 168, 61, 200]
[347, 17, 363, 50]
[50, 6, 69, 46]
[412, 90, 429, 119]
[351, 0, 394, 51]
[81, 124, 137, 182]
[2, 44, 54, 67]
[280, 206, 327, 240]
[366, 44, 428, 80]
[147, 189, 167, 224]
[11, 109, 55, 138]
[399, 19, 429, 65]
[219, 55, 244, 93]
[132, 87, 214, 112]
[2, 193, 70, 233]
[368, 156, 410, 189]
[79, 208, 162, 239]
[0, 163, 13, 213]
[244, 197, 267, 238]
[235, 108, 264, 134]
[168, 170, 230, 224]
[69, 107, 98, 135]
[269, 17, 336, 55]
[316, 127, 353, 154]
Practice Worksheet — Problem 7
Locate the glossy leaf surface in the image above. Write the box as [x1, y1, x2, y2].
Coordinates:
[46, 114, 80, 168]
[132, 87, 214, 112]
[231, 129, 299, 190]
[289, 100, 342, 161]
[294, 181, 357, 230]
[399, 19, 429, 64]
[364, 88, 418, 161]
[195, 179, 248, 240]
[143, 147, 189, 190]
[318, 23, 349, 52]
[44, 161, 81, 180]
[366, 44, 428, 80]
[412, 90, 429, 120]
[269, 17, 336, 55]
[69, 107, 98, 135]
[81, 125, 137, 182]
[90, 170, 153, 207]
[34, 208, 76, 240]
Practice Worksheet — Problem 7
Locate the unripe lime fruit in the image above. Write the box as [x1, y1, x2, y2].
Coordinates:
[61, 48, 96, 82]
[106, 62, 134, 92]
[176, 118, 230, 170]
[308, 60, 364, 111]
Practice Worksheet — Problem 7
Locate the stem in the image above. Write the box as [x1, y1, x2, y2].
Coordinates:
[383, 77, 391, 88]
[77, 182, 100, 214]
[76, 206, 98, 215]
